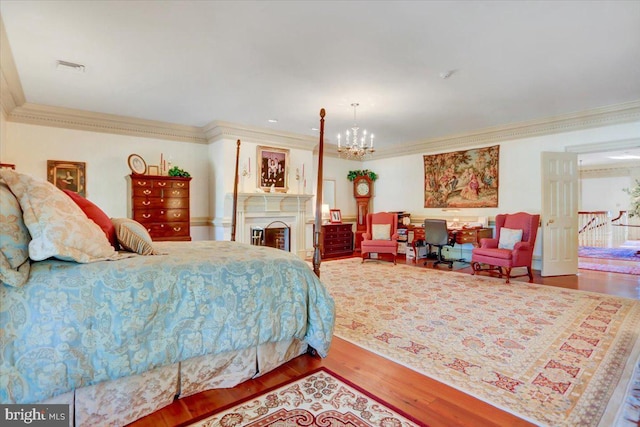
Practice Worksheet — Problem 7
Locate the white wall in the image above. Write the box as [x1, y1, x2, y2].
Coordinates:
[581, 176, 635, 212]
[3, 118, 639, 251]
[360, 122, 640, 220]
[2, 121, 211, 236]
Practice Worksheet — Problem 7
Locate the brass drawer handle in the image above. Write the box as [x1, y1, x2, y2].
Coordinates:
[142, 214, 151, 219]
[176, 183, 185, 187]
[173, 213, 181, 218]
[143, 189, 151, 195]
[137, 181, 147, 186]
[142, 201, 151, 206]
[173, 227, 182, 231]
[157, 182, 167, 187]
[172, 190, 180, 195]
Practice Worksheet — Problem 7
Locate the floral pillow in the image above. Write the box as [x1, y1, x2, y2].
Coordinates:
[0, 181, 31, 287]
[0, 170, 118, 262]
[498, 228, 523, 250]
[111, 218, 161, 255]
[372, 223, 391, 240]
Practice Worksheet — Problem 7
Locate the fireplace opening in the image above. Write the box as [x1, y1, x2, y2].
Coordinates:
[250, 221, 290, 252]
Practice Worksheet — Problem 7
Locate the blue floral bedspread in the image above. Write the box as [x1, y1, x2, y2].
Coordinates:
[0, 241, 335, 404]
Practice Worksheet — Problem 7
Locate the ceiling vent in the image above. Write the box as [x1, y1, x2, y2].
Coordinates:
[56, 60, 86, 73]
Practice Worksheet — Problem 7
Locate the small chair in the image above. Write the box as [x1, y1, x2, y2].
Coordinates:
[361, 212, 399, 264]
[471, 212, 540, 283]
[423, 219, 456, 269]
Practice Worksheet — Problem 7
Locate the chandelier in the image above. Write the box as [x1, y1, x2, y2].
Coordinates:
[337, 103, 375, 160]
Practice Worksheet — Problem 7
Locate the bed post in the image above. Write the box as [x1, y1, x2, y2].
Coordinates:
[231, 139, 240, 242]
[312, 109, 325, 277]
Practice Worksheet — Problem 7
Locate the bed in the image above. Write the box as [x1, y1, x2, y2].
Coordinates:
[0, 111, 333, 426]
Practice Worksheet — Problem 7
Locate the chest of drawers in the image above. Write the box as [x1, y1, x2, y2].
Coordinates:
[129, 175, 191, 241]
[320, 224, 353, 259]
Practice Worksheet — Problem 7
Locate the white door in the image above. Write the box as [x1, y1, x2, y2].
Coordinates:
[541, 152, 579, 276]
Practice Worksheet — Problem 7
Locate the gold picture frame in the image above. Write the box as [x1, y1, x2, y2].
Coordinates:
[47, 160, 86, 197]
[147, 165, 160, 176]
[257, 146, 289, 192]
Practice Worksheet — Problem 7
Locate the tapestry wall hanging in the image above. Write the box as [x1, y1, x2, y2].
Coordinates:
[424, 145, 499, 208]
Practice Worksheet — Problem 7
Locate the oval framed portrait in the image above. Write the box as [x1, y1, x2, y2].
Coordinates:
[128, 154, 147, 175]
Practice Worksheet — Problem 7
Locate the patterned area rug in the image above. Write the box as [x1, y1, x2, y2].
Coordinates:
[579, 246, 640, 261]
[185, 367, 426, 427]
[320, 258, 640, 427]
[578, 260, 640, 275]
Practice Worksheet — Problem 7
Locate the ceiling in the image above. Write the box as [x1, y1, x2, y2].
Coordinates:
[1, 1, 639, 166]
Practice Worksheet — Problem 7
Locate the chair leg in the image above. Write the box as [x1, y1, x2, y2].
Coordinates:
[527, 267, 533, 282]
[504, 268, 511, 284]
[393, 254, 396, 265]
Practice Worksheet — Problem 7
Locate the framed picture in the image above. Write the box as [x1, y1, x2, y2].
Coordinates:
[128, 154, 147, 175]
[47, 160, 86, 197]
[330, 209, 342, 224]
[147, 165, 160, 176]
[257, 146, 289, 192]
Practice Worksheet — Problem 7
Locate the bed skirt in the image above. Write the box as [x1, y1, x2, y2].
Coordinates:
[41, 338, 308, 427]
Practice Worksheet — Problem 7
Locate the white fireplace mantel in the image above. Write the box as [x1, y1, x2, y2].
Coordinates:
[225, 192, 314, 258]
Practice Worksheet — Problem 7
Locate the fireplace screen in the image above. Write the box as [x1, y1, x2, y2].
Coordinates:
[250, 221, 290, 252]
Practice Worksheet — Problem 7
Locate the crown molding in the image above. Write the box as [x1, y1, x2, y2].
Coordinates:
[203, 120, 319, 150]
[8, 103, 208, 143]
[369, 101, 640, 160]
[0, 17, 25, 116]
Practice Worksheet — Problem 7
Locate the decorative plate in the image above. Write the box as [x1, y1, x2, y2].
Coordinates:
[128, 154, 147, 175]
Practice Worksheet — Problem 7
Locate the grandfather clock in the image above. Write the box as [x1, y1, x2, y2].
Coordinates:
[353, 175, 373, 250]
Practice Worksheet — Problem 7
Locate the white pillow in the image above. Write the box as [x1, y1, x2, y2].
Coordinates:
[372, 223, 391, 240]
[498, 227, 523, 250]
[0, 169, 118, 262]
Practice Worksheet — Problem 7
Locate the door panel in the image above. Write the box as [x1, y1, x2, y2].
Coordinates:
[541, 152, 578, 276]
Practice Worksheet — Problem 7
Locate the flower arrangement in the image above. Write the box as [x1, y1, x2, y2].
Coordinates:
[347, 169, 378, 182]
[625, 179, 640, 218]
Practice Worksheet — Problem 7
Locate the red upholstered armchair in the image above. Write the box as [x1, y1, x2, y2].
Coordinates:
[361, 212, 399, 264]
[471, 212, 540, 283]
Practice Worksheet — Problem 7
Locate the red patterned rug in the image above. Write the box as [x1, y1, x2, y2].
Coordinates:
[320, 258, 640, 427]
[184, 367, 426, 427]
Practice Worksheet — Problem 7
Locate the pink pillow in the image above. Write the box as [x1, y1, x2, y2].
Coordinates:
[63, 190, 118, 249]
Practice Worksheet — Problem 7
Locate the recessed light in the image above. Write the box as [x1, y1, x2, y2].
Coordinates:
[268, 119, 278, 123]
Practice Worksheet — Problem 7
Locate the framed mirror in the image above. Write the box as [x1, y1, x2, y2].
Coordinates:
[323, 179, 336, 208]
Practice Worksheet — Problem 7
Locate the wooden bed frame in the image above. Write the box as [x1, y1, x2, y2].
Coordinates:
[230, 108, 326, 277]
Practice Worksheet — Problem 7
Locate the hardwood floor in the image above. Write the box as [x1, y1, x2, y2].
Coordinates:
[129, 257, 639, 427]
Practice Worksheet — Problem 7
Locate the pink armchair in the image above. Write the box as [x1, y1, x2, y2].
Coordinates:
[471, 212, 540, 283]
[361, 212, 399, 264]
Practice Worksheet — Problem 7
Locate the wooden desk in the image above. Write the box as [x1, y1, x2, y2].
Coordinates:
[407, 226, 492, 262]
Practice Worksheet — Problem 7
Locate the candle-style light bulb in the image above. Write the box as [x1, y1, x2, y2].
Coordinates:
[370, 134, 374, 148]
[337, 134, 341, 149]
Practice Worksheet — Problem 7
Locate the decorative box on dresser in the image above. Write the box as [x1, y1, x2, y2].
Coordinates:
[320, 223, 353, 259]
[128, 174, 192, 241]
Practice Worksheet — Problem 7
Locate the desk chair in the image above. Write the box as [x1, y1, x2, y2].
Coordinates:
[423, 219, 456, 269]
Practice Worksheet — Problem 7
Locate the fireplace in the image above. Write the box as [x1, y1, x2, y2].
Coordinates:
[225, 193, 314, 258]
